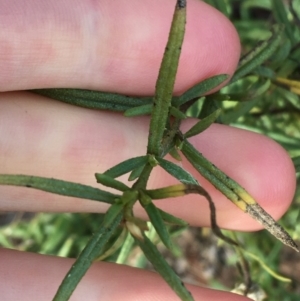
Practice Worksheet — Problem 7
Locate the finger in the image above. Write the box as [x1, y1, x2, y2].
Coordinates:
[0, 92, 295, 231]
[0, 249, 250, 301]
[0, 0, 240, 94]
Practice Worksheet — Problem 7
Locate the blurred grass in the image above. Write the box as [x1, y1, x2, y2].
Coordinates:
[0, 0, 300, 300]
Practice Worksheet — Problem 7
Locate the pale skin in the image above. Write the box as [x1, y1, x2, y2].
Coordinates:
[0, 0, 296, 300]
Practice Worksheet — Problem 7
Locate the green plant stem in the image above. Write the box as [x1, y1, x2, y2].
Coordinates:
[132, 163, 153, 190]
[160, 118, 182, 157]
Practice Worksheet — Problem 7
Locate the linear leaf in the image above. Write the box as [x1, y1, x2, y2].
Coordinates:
[146, 204, 173, 250]
[147, 1, 186, 156]
[174, 74, 229, 107]
[53, 203, 123, 301]
[96, 228, 128, 261]
[156, 157, 198, 185]
[128, 164, 145, 181]
[222, 98, 259, 124]
[104, 156, 148, 178]
[243, 249, 292, 283]
[128, 165, 145, 181]
[231, 24, 284, 83]
[170, 106, 187, 119]
[198, 97, 221, 120]
[95, 173, 129, 192]
[136, 234, 194, 301]
[272, 0, 297, 45]
[0, 174, 117, 204]
[278, 47, 300, 77]
[168, 147, 182, 161]
[184, 109, 221, 138]
[116, 232, 135, 264]
[32, 88, 152, 112]
[124, 104, 152, 117]
[158, 208, 188, 226]
[224, 78, 271, 102]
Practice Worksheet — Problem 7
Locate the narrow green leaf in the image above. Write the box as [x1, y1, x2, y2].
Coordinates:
[158, 208, 188, 226]
[233, 124, 300, 150]
[185, 97, 204, 117]
[95, 173, 129, 192]
[0, 174, 117, 204]
[278, 47, 300, 77]
[272, 0, 297, 45]
[174, 74, 229, 107]
[222, 98, 259, 124]
[251, 78, 272, 97]
[116, 232, 135, 264]
[254, 66, 276, 79]
[168, 147, 182, 161]
[269, 36, 292, 69]
[57, 238, 74, 258]
[132, 163, 153, 190]
[243, 249, 292, 283]
[124, 104, 152, 117]
[147, 0, 186, 156]
[104, 156, 148, 178]
[146, 206, 174, 250]
[140, 192, 173, 250]
[224, 78, 271, 103]
[184, 109, 221, 138]
[156, 157, 198, 185]
[128, 164, 145, 181]
[170, 106, 187, 119]
[231, 24, 285, 83]
[95, 227, 128, 261]
[198, 97, 221, 120]
[53, 203, 123, 301]
[136, 234, 194, 301]
[32, 88, 152, 112]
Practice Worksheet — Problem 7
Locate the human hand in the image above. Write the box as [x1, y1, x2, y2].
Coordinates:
[0, 0, 296, 300]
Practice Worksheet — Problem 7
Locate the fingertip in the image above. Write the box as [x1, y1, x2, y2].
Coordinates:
[0, 0, 240, 94]
[0, 249, 250, 301]
[98, 0, 241, 95]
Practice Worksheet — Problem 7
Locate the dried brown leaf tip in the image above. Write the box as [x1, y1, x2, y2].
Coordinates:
[246, 204, 299, 252]
[177, 0, 186, 9]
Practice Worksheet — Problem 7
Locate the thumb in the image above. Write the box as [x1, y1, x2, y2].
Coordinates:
[0, 0, 240, 95]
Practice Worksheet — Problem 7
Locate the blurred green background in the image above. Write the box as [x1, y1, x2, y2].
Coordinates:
[0, 0, 300, 300]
